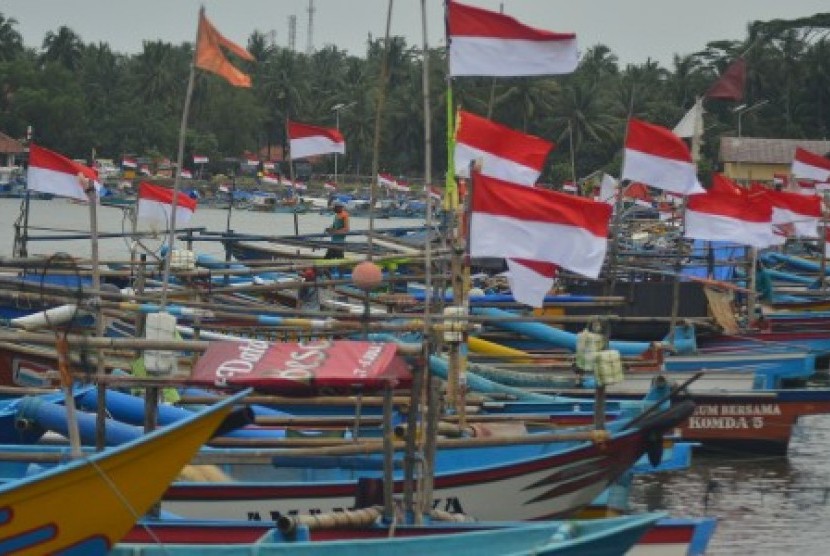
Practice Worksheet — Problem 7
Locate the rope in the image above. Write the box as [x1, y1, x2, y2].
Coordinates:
[86, 456, 170, 554]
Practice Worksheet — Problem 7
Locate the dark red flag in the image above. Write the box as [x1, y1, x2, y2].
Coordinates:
[705, 57, 746, 101]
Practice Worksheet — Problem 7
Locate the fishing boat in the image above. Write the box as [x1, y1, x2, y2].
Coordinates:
[0, 388, 250, 555]
[112, 512, 665, 556]
[119, 514, 715, 556]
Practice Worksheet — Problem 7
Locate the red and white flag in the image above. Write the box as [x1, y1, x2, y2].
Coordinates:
[179, 169, 193, 179]
[685, 174, 776, 248]
[389, 179, 410, 192]
[505, 258, 557, 308]
[454, 110, 554, 185]
[470, 173, 611, 279]
[121, 157, 138, 169]
[263, 161, 276, 171]
[447, 0, 578, 77]
[324, 181, 337, 191]
[621, 118, 704, 196]
[623, 182, 653, 207]
[562, 180, 578, 193]
[753, 183, 822, 238]
[427, 186, 443, 201]
[27, 143, 101, 201]
[193, 155, 209, 165]
[139, 165, 152, 176]
[791, 147, 830, 182]
[772, 173, 789, 189]
[378, 173, 397, 188]
[288, 121, 345, 160]
[796, 180, 817, 196]
[262, 173, 280, 186]
[293, 181, 308, 191]
[136, 182, 197, 227]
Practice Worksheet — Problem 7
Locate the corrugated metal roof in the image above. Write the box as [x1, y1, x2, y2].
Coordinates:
[0, 132, 25, 154]
[719, 136, 830, 164]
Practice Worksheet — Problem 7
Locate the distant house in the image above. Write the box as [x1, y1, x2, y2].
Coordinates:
[719, 136, 830, 182]
[0, 131, 25, 167]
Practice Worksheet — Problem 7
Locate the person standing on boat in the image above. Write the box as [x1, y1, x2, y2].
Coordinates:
[325, 202, 349, 259]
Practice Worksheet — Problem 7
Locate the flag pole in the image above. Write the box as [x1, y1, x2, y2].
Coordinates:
[605, 85, 636, 299]
[160, 10, 201, 309]
[286, 116, 300, 242]
[668, 96, 701, 344]
[368, 0, 395, 261]
[404, 0, 434, 523]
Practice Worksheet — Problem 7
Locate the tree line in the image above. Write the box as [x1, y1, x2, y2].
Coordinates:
[1, 11, 829, 186]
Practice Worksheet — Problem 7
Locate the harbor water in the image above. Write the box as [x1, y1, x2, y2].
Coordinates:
[4, 197, 830, 554]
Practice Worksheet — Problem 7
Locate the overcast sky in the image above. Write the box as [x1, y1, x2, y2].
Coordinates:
[4, 0, 829, 66]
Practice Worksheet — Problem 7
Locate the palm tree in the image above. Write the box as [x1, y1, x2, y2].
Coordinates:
[247, 30, 276, 63]
[0, 13, 23, 61]
[490, 78, 560, 132]
[129, 41, 188, 111]
[41, 26, 84, 70]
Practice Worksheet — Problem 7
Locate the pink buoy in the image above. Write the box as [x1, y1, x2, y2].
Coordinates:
[352, 261, 383, 290]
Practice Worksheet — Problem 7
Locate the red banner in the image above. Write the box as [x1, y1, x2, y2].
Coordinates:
[189, 339, 410, 394]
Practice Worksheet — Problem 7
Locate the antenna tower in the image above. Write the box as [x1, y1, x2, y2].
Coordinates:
[306, 0, 316, 55]
[288, 15, 297, 51]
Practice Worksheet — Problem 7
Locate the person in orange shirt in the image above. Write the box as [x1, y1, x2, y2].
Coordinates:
[324, 202, 350, 259]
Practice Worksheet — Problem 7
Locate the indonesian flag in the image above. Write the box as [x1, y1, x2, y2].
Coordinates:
[505, 259, 557, 308]
[454, 110, 554, 185]
[27, 143, 102, 201]
[193, 155, 209, 165]
[390, 179, 410, 192]
[136, 182, 197, 227]
[623, 182, 653, 207]
[324, 181, 337, 191]
[279, 176, 294, 187]
[447, 0, 578, 77]
[121, 157, 138, 169]
[139, 165, 152, 176]
[796, 180, 817, 196]
[179, 169, 193, 179]
[245, 158, 259, 166]
[378, 173, 397, 188]
[685, 174, 777, 248]
[621, 118, 705, 196]
[471, 172, 611, 279]
[263, 161, 276, 171]
[597, 173, 618, 205]
[753, 183, 822, 238]
[288, 121, 345, 160]
[428, 186, 443, 201]
[791, 147, 830, 182]
[562, 180, 578, 193]
[262, 173, 280, 186]
[293, 181, 308, 191]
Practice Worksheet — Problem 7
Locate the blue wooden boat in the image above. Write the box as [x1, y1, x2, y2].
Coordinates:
[111, 512, 664, 556]
[473, 307, 818, 390]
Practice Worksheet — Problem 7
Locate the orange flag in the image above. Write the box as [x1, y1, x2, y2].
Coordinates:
[195, 9, 255, 87]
